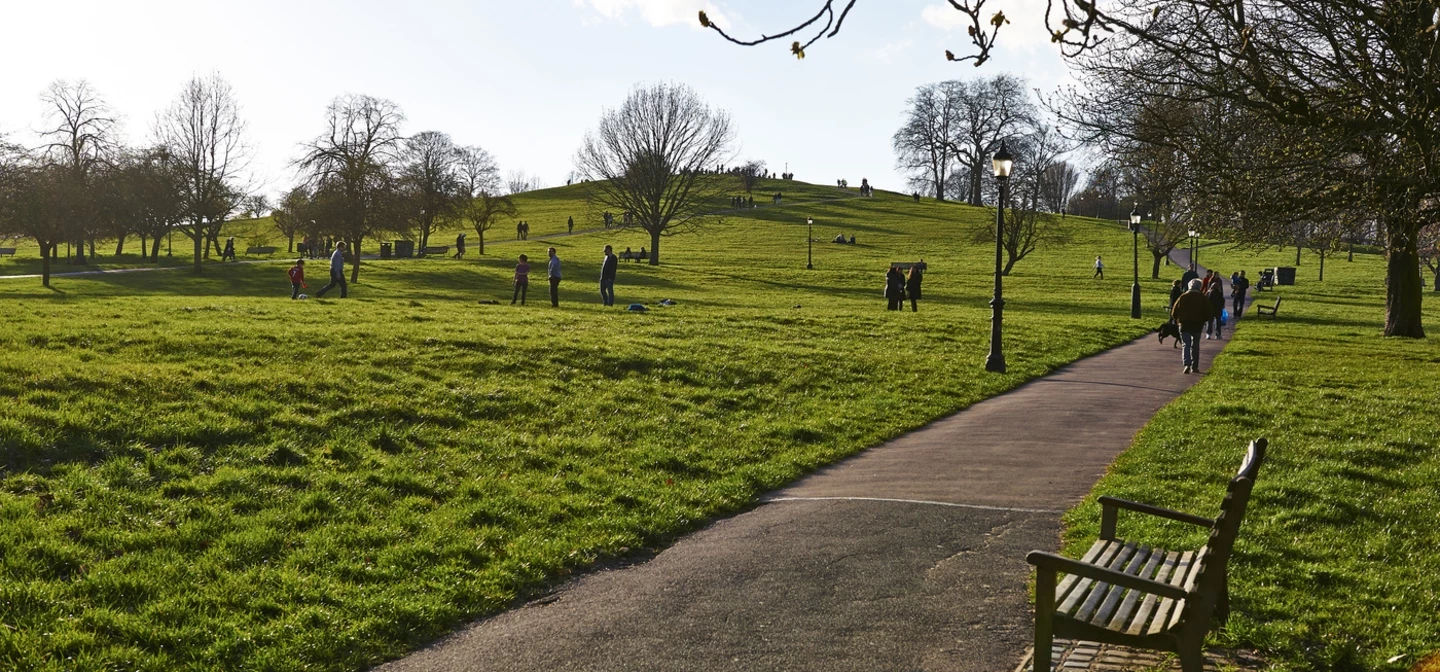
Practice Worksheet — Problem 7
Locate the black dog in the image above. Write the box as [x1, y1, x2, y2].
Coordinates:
[1157, 321, 1182, 348]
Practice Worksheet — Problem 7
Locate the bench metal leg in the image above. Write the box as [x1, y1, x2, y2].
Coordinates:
[1033, 568, 1056, 671]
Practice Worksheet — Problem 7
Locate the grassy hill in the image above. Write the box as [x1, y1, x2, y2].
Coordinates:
[0, 182, 1170, 670]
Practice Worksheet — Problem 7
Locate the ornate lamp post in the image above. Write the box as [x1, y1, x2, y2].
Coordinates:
[806, 217, 814, 270]
[1130, 207, 1142, 319]
[1189, 229, 1200, 268]
[986, 143, 1013, 374]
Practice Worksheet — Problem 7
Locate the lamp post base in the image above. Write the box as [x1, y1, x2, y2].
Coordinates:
[1131, 282, 1142, 319]
[984, 353, 1007, 373]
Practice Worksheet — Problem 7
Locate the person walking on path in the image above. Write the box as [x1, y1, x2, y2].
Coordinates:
[906, 264, 924, 312]
[1232, 270, 1250, 318]
[288, 259, 307, 299]
[1180, 264, 1199, 289]
[222, 237, 237, 262]
[567, 216, 574, 234]
[455, 233, 466, 259]
[512, 254, 530, 305]
[1168, 279, 1184, 314]
[1201, 270, 1217, 293]
[600, 245, 618, 306]
[1171, 279, 1213, 374]
[1206, 278, 1227, 339]
[1093, 255, 1105, 279]
[547, 247, 562, 307]
[885, 266, 906, 311]
[315, 241, 349, 298]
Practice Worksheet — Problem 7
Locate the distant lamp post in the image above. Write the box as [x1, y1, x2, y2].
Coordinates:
[806, 217, 814, 270]
[1130, 207, 1142, 319]
[1189, 229, 1200, 267]
[986, 143, 1014, 374]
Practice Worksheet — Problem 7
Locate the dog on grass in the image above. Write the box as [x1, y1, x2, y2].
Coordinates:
[1157, 321, 1182, 348]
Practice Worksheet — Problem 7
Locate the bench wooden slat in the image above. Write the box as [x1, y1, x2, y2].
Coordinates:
[1057, 540, 1121, 614]
[1055, 539, 1111, 605]
[1073, 542, 1137, 622]
[1090, 544, 1153, 628]
[1125, 549, 1182, 635]
[1105, 545, 1166, 631]
[1147, 550, 1198, 635]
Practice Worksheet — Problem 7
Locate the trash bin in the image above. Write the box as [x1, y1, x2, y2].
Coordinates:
[1275, 267, 1296, 285]
[393, 240, 415, 258]
[380, 242, 392, 260]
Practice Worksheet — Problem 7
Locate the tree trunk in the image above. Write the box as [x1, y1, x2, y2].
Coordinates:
[478, 229, 485, 255]
[1434, 268, 1439, 293]
[1002, 255, 1018, 276]
[1319, 250, 1325, 281]
[1295, 245, 1302, 265]
[150, 236, 163, 262]
[41, 242, 52, 287]
[1348, 241, 1354, 262]
[193, 229, 203, 274]
[288, 232, 295, 253]
[89, 238, 96, 260]
[1384, 218, 1425, 337]
[350, 238, 362, 283]
[970, 168, 982, 206]
[649, 229, 661, 266]
[114, 235, 126, 256]
[1151, 251, 1165, 279]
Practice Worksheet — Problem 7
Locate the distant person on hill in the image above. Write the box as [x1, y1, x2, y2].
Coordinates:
[906, 264, 924, 312]
[600, 244, 618, 306]
[848, 235, 856, 245]
[1171, 279, 1213, 374]
[315, 241, 349, 299]
[913, 192, 921, 203]
[1206, 278, 1227, 339]
[1093, 255, 1105, 279]
[455, 232, 466, 259]
[833, 234, 847, 244]
[885, 266, 907, 311]
[288, 259, 307, 299]
[1232, 270, 1250, 318]
[547, 247, 562, 307]
[568, 216, 574, 234]
[517, 221, 524, 240]
[512, 254, 530, 305]
[222, 237, 236, 262]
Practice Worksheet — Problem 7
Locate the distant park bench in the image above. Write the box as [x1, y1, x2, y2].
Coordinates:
[1255, 297, 1282, 318]
[245, 246, 278, 255]
[1026, 439, 1267, 672]
[619, 249, 649, 262]
[422, 246, 450, 256]
[0, 247, 16, 257]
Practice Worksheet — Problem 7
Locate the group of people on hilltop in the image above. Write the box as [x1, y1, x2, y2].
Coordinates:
[884, 261, 926, 312]
[1167, 265, 1252, 374]
[730, 196, 754, 209]
[287, 241, 351, 300]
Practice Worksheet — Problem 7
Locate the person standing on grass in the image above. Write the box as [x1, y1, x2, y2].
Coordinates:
[512, 254, 530, 305]
[1206, 277, 1227, 339]
[568, 216, 574, 234]
[1093, 255, 1105, 279]
[288, 259, 307, 299]
[885, 266, 906, 311]
[600, 245, 618, 306]
[315, 241, 349, 298]
[1171, 279, 1213, 374]
[455, 232, 466, 259]
[222, 237, 236, 262]
[906, 264, 924, 312]
[547, 247, 562, 307]
[1232, 270, 1250, 318]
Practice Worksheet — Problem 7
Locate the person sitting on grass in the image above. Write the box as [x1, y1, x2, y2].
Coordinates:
[834, 234, 847, 244]
[288, 259, 306, 300]
[848, 235, 856, 245]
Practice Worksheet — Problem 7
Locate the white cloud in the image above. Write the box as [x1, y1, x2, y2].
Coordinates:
[921, 4, 967, 30]
[869, 39, 915, 64]
[577, 0, 732, 29]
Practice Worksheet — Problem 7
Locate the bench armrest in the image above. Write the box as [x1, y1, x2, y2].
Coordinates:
[1026, 550, 1189, 601]
[1099, 496, 1213, 539]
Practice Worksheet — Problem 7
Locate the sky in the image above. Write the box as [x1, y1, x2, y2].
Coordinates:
[0, 0, 1076, 201]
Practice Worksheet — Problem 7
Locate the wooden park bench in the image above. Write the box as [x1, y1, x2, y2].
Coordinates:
[245, 246, 278, 255]
[619, 249, 649, 262]
[1026, 438, 1267, 672]
[421, 246, 450, 256]
[1254, 297, 1281, 318]
[0, 247, 16, 257]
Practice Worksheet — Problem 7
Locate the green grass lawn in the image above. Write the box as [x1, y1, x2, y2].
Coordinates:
[1060, 244, 1440, 671]
[0, 183, 1169, 671]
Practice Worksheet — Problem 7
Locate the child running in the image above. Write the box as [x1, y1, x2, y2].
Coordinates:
[288, 259, 307, 299]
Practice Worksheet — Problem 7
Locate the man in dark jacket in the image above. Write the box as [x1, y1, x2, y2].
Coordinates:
[1180, 264, 1200, 290]
[1171, 279, 1212, 374]
[600, 245, 617, 306]
[1232, 270, 1250, 318]
[1206, 278, 1227, 339]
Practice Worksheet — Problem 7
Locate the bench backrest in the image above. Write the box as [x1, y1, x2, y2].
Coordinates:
[0, 247, 16, 254]
[1183, 438, 1267, 625]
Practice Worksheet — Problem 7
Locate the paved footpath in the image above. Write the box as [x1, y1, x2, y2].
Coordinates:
[380, 257, 1241, 672]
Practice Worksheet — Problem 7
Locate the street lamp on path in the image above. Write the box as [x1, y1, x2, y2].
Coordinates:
[1189, 229, 1200, 268]
[806, 217, 814, 270]
[1130, 207, 1142, 319]
[986, 143, 1013, 374]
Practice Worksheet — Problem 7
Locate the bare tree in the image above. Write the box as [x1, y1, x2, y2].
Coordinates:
[399, 131, 463, 252]
[272, 186, 311, 253]
[1040, 161, 1081, 213]
[295, 94, 405, 282]
[946, 75, 1037, 206]
[455, 145, 512, 255]
[737, 160, 766, 193]
[39, 79, 118, 264]
[0, 157, 74, 286]
[505, 169, 545, 195]
[244, 193, 271, 219]
[575, 83, 735, 265]
[155, 73, 249, 274]
[972, 125, 1072, 274]
[893, 82, 961, 201]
